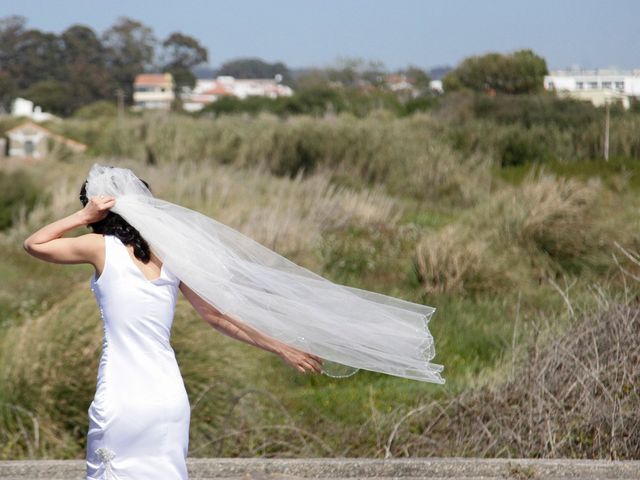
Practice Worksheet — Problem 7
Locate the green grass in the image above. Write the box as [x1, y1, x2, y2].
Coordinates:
[497, 156, 640, 191]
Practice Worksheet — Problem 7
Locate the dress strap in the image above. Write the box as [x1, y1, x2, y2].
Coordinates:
[92, 234, 113, 286]
[107, 235, 129, 263]
[103, 234, 135, 277]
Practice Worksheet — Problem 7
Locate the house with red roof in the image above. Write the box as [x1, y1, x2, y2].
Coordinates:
[181, 75, 294, 112]
[2, 121, 87, 159]
[132, 73, 175, 111]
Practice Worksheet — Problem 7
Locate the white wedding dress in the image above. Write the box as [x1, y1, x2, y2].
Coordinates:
[86, 234, 190, 480]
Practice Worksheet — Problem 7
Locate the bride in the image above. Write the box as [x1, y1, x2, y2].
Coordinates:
[22, 162, 444, 479]
[22, 172, 324, 480]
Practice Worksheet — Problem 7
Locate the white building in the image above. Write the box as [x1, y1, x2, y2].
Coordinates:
[544, 69, 640, 109]
[181, 75, 294, 112]
[2, 121, 86, 159]
[384, 74, 416, 93]
[10, 97, 59, 122]
[132, 73, 175, 110]
[429, 79, 444, 93]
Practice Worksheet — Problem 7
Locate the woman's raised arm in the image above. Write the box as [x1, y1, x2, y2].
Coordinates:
[23, 195, 115, 265]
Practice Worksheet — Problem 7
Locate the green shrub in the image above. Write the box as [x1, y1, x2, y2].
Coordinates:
[473, 93, 602, 129]
[280, 86, 346, 115]
[0, 170, 43, 230]
[320, 223, 421, 292]
[72, 100, 118, 119]
[199, 86, 405, 118]
[403, 94, 441, 115]
[498, 127, 551, 166]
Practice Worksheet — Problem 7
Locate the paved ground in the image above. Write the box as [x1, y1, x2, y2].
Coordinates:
[1, 457, 639, 479]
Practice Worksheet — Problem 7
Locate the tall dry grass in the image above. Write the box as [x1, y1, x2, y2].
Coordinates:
[378, 258, 640, 459]
[57, 112, 493, 206]
[414, 171, 634, 297]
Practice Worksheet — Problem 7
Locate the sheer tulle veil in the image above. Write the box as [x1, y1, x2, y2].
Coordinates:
[85, 163, 445, 384]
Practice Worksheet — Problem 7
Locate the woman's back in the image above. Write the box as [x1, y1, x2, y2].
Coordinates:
[91, 233, 180, 352]
[86, 233, 190, 480]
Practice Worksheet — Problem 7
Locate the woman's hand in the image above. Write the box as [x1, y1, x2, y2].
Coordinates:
[277, 344, 324, 374]
[81, 195, 116, 224]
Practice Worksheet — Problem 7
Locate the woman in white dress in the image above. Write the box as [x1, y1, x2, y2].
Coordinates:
[22, 179, 323, 480]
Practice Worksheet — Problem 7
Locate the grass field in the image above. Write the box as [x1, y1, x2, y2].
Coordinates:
[1, 107, 639, 459]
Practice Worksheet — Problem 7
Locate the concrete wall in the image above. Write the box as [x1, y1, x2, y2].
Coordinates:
[1, 457, 639, 479]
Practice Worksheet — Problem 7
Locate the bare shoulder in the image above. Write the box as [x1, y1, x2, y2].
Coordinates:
[76, 232, 104, 241]
[64, 232, 105, 261]
[74, 232, 105, 251]
[67, 233, 105, 267]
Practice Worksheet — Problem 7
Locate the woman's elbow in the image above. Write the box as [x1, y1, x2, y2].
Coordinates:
[197, 307, 223, 328]
[22, 237, 45, 259]
[23, 237, 35, 254]
[210, 314, 227, 329]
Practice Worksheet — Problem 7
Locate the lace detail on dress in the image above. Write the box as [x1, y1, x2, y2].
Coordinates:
[95, 447, 116, 479]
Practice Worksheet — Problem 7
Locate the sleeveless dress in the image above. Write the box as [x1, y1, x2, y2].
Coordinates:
[86, 234, 191, 480]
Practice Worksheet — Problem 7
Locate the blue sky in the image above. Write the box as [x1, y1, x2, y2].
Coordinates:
[1, 0, 639, 71]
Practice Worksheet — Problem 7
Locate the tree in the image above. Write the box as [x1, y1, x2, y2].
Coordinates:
[217, 57, 293, 85]
[326, 56, 387, 88]
[0, 15, 27, 84]
[66, 62, 114, 113]
[6, 28, 65, 89]
[0, 15, 219, 115]
[102, 17, 156, 103]
[62, 24, 105, 65]
[161, 32, 208, 91]
[443, 49, 548, 94]
[294, 68, 330, 90]
[62, 25, 113, 111]
[22, 80, 71, 115]
[402, 65, 431, 91]
[0, 70, 16, 112]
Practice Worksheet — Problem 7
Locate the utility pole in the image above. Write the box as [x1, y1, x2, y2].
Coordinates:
[604, 100, 610, 162]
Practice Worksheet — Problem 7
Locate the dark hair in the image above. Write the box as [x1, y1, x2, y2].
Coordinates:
[79, 178, 152, 263]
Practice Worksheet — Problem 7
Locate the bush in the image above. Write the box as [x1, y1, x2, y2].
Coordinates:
[403, 94, 441, 115]
[498, 127, 551, 166]
[280, 86, 346, 115]
[436, 93, 640, 164]
[320, 223, 421, 291]
[60, 112, 493, 206]
[473, 93, 601, 129]
[0, 170, 42, 230]
[72, 100, 118, 120]
[382, 281, 640, 458]
[414, 173, 623, 296]
[199, 86, 405, 118]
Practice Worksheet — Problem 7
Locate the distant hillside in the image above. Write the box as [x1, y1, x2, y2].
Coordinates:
[427, 65, 453, 80]
[192, 65, 219, 79]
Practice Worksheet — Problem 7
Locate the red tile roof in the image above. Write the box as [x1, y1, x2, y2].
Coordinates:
[202, 85, 233, 95]
[134, 73, 172, 86]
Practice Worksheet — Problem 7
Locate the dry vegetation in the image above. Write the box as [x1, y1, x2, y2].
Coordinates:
[377, 268, 640, 460]
[1, 110, 639, 460]
[414, 172, 635, 297]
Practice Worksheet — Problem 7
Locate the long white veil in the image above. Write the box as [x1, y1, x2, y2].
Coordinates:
[85, 163, 445, 384]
